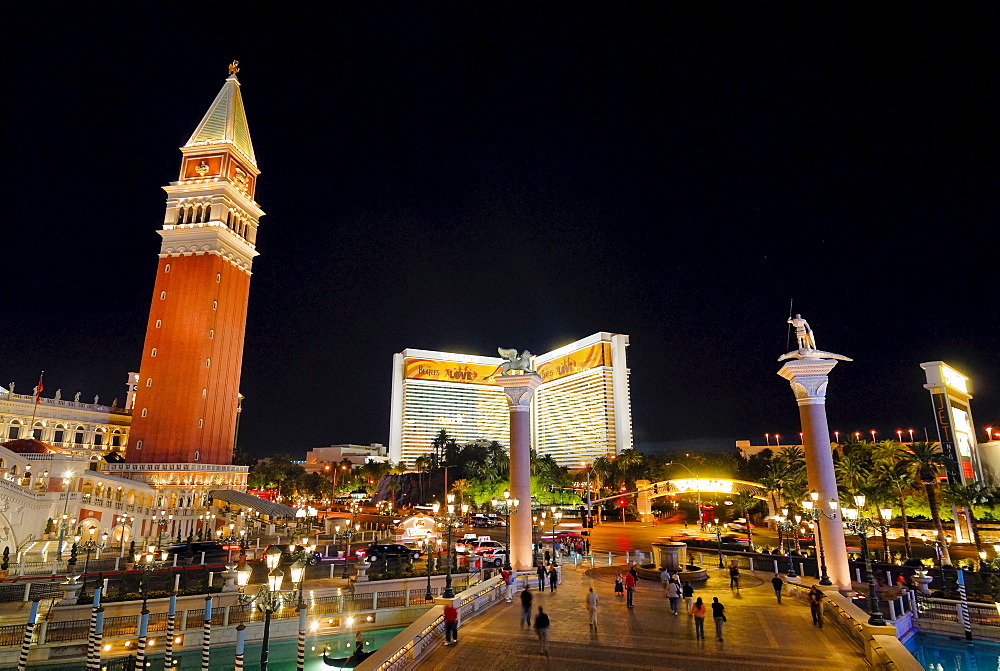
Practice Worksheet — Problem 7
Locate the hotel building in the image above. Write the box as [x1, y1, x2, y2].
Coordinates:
[389, 333, 632, 467]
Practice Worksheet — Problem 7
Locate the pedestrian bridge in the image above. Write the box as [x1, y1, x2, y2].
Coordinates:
[634, 478, 769, 520]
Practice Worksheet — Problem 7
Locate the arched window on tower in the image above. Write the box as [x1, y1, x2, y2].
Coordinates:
[141, 408, 147, 417]
[151, 348, 157, 357]
[164, 263, 171, 273]
[156, 320, 162, 328]
[146, 378, 152, 387]
[160, 291, 166, 300]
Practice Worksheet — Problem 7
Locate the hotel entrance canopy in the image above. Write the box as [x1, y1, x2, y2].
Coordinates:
[208, 489, 296, 519]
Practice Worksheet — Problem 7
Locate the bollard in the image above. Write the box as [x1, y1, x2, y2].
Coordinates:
[909, 590, 919, 619]
[201, 551, 206, 565]
[173, 555, 178, 568]
[22, 583, 31, 602]
[16, 600, 39, 671]
[235, 624, 246, 670]
[88, 608, 105, 671]
[855, 568, 862, 583]
[589, 555, 595, 567]
[626, 551, 630, 563]
[799, 562, 804, 576]
[773, 559, 779, 574]
[174, 573, 181, 592]
[608, 552, 612, 565]
[888, 599, 897, 620]
[164, 593, 177, 669]
[208, 571, 214, 588]
[136, 608, 150, 670]
[297, 606, 307, 671]
[749, 558, 754, 572]
[114, 557, 120, 571]
[201, 595, 212, 670]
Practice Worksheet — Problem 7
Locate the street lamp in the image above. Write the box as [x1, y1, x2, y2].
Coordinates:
[712, 518, 726, 568]
[56, 471, 75, 559]
[433, 494, 467, 598]
[237, 546, 306, 671]
[491, 492, 519, 571]
[775, 509, 798, 578]
[801, 491, 838, 586]
[842, 494, 887, 626]
[549, 507, 563, 562]
[420, 539, 433, 601]
[78, 530, 108, 599]
[113, 514, 134, 557]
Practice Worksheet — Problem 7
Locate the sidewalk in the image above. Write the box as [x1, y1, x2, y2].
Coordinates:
[420, 562, 869, 670]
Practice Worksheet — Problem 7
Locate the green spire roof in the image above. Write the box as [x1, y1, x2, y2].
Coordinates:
[185, 75, 256, 166]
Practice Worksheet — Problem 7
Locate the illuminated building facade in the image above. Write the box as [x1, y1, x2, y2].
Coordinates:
[921, 361, 982, 484]
[389, 333, 632, 467]
[128, 67, 262, 467]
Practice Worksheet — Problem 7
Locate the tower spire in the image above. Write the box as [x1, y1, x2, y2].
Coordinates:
[185, 62, 256, 167]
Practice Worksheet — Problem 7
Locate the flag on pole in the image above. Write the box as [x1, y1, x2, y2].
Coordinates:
[34, 372, 44, 404]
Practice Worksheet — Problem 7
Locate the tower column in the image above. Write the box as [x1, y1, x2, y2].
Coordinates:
[495, 374, 543, 571]
[777, 359, 851, 591]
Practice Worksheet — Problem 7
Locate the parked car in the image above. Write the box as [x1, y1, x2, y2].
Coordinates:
[263, 544, 323, 566]
[357, 543, 421, 563]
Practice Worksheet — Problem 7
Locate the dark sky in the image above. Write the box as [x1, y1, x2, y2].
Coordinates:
[5, 3, 997, 457]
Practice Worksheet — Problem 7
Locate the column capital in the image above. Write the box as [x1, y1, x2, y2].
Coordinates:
[777, 358, 841, 406]
[493, 373, 543, 410]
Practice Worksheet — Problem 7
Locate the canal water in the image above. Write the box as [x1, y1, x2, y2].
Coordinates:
[906, 632, 1000, 670]
[29, 626, 405, 671]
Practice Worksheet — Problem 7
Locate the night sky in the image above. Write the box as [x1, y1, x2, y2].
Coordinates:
[5, 3, 997, 457]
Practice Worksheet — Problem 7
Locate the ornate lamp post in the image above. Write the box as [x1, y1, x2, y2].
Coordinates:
[237, 546, 298, 670]
[433, 494, 468, 598]
[491, 491, 519, 571]
[77, 531, 108, 599]
[420, 539, 434, 601]
[56, 471, 75, 559]
[112, 515, 134, 558]
[801, 491, 838, 586]
[549, 507, 563, 561]
[713, 518, 725, 568]
[775, 509, 798, 578]
[842, 494, 887, 626]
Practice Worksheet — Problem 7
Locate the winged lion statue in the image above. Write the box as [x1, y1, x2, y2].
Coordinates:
[495, 348, 534, 375]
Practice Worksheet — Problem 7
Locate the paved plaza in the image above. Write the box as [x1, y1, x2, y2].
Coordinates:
[422, 562, 869, 670]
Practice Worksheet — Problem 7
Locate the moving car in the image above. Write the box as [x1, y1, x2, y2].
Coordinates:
[357, 543, 422, 563]
[164, 541, 230, 563]
[262, 544, 323, 566]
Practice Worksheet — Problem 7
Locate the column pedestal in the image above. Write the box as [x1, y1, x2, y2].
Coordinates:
[494, 373, 543, 572]
[778, 357, 852, 591]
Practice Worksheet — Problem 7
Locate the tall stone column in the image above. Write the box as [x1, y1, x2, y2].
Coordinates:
[777, 357, 852, 591]
[494, 373, 543, 571]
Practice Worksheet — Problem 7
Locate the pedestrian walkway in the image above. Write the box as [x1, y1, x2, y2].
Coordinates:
[421, 562, 869, 670]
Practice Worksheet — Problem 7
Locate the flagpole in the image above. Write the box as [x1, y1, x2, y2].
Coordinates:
[28, 371, 44, 440]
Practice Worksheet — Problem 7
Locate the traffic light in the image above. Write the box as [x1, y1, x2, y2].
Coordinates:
[617, 498, 627, 508]
[653, 484, 658, 494]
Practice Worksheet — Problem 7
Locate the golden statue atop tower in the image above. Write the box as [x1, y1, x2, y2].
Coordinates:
[228, 60, 240, 76]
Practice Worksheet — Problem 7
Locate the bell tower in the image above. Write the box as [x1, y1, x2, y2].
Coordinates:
[129, 62, 263, 466]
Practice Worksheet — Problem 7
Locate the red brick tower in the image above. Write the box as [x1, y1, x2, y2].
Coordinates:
[129, 63, 263, 466]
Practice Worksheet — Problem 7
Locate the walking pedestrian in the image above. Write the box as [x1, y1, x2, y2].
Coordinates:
[711, 597, 726, 641]
[771, 574, 783, 603]
[691, 597, 707, 639]
[625, 569, 636, 608]
[443, 603, 459, 645]
[548, 563, 558, 592]
[586, 587, 599, 629]
[537, 563, 548, 591]
[660, 568, 671, 596]
[544, 549, 551, 564]
[682, 581, 694, 614]
[535, 606, 550, 656]
[666, 580, 680, 615]
[614, 571, 624, 598]
[729, 564, 740, 591]
[809, 585, 824, 628]
[520, 586, 533, 629]
[504, 569, 517, 602]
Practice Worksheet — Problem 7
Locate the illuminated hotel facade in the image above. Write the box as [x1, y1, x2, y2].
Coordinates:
[389, 333, 632, 467]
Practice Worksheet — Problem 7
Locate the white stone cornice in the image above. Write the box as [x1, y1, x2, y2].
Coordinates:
[777, 358, 844, 406]
[164, 182, 265, 218]
[158, 224, 258, 269]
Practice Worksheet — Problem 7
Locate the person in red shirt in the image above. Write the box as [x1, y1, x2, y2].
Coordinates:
[625, 570, 637, 608]
[443, 603, 459, 645]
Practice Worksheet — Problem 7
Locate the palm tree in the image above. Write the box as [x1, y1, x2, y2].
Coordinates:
[385, 478, 402, 511]
[732, 492, 758, 552]
[945, 482, 993, 554]
[873, 442, 916, 558]
[451, 479, 472, 507]
[903, 442, 953, 566]
[413, 455, 430, 503]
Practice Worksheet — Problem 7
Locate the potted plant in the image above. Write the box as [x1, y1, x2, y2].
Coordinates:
[0, 547, 9, 579]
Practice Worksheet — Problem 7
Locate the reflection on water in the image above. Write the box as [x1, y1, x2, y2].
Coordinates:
[906, 632, 1000, 671]
[28, 627, 404, 671]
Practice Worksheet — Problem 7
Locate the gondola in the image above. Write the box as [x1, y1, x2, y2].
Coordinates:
[322, 645, 374, 668]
